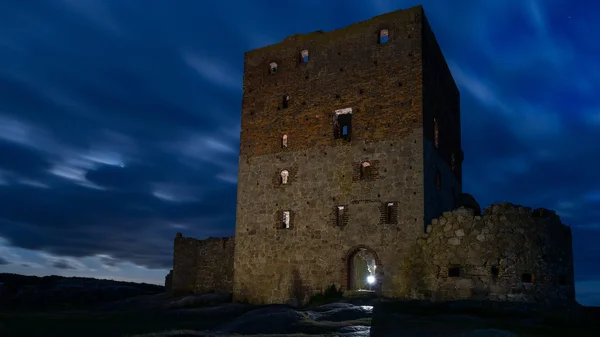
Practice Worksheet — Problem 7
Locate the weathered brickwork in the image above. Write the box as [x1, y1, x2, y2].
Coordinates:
[402, 203, 575, 304]
[171, 233, 234, 295]
[240, 7, 425, 158]
[170, 5, 575, 308]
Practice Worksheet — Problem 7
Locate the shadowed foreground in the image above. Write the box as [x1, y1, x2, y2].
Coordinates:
[1, 291, 599, 337]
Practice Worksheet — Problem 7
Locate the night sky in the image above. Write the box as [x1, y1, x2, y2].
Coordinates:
[0, 0, 598, 305]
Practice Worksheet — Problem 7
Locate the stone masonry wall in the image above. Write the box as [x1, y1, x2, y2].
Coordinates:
[422, 14, 463, 227]
[240, 6, 425, 158]
[402, 202, 576, 305]
[234, 6, 432, 305]
[172, 233, 235, 295]
[234, 135, 425, 305]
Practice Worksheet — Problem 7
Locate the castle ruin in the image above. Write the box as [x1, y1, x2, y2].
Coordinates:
[170, 5, 575, 306]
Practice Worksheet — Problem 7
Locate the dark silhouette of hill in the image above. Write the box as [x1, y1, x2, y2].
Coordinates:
[0, 273, 164, 311]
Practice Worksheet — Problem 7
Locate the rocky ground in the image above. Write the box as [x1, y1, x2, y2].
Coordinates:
[1, 291, 599, 337]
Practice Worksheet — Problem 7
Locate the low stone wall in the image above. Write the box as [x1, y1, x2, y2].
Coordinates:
[401, 202, 575, 305]
[171, 233, 235, 295]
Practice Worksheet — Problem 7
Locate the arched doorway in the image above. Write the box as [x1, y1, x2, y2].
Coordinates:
[346, 246, 379, 292]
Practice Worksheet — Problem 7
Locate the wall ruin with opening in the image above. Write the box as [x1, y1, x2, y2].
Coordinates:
[401, 202, 575, 305]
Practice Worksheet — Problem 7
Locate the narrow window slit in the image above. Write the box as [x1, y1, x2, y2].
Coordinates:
[360, 161, 372, 180]
[282, 211, 290, 229]
[386, 202, 395, 223]
[282, 134, 288, 148]
[336, 206, 345, 226]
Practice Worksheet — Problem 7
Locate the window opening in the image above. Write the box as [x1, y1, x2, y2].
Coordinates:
[379, 29, 389, 44]
[300, 49, 309, 62]
[435, 169, 442, 190]
[280, 170, 289, 185]
[451, 153, 456, 171]
[269, 62, 278, 74]
[282, 134, 288, 148]
[360, 161, 371, 180]
[282, 95, 290, 108]
[336, 206, 345, 226]
[448, 267, 460, 277]
[521, 273, 533, 283]
[282, 211, 290, 229]
[386, 202, 394, 223]
[334, 108, 352, 141]
[491, 266, 499, 280]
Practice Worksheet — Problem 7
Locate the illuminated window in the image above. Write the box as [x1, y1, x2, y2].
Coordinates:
[282, 211, 290, 229]
[379, 29, 389, 44]
[280, 170, 289, 185]
[282, 134, 288, 148]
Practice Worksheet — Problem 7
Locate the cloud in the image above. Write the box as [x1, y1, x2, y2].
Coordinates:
[0, 256, 9, 265]
[52, 261, 77, 270]
[182, 53, 241, 91]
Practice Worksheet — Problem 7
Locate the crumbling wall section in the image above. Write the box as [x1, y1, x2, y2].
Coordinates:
[172, 233, 235, 295]
[404, 202, 575, 305]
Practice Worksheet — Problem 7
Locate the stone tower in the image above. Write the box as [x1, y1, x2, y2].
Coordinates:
[233, 5, 463, 304]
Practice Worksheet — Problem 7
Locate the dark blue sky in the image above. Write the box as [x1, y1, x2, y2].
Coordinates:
[0, 0, 598, 305]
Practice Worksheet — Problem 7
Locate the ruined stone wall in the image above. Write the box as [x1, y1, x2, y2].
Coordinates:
[234, 6, 431, 305]
[403, 203, 575, 305]
[172, 233, 235, 295]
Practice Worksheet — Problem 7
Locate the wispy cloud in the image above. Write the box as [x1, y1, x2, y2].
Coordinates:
[182, 52, 241, 90]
